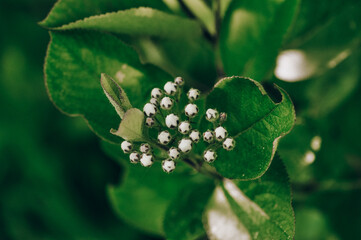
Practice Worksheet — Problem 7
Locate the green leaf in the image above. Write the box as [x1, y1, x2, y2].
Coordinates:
[100, 73, 132, 119]
[205, 77, 295, 179]
[220, 0, 299, 79]
[110, 108, 144, 142]
[45, 30, 171, 143]
[40, 0, 170, 28]
[203, 156, 295, 240]
[163, 180, 215, 240]
[51, 7, 202, 40]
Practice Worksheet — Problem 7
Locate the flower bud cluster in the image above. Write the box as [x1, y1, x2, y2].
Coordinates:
[202, 109, 235, 163]
[120, 77, 236, 174]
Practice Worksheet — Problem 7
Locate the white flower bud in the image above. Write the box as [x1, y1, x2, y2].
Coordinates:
[187, 88, 200, 101]
[184, 103, 199, 118]
[203, 130, 214, 143]
[162, 159, 176, 173]
[178, 138, 193, 153]
[129, 151, 140, 164]
[145, 117, 155, 127]
[206, 108, 219, 122]
[165, 113, 179, 129]
[151, 88, 163, 99]
[158, 130, 171, 145]
[143, 103, 157, 117]
[140, 143, 151, 153]
[140, 153, 153, 167]
[214, 126, 228, 141]
[164, 81, 178, 95]
[150, 98, 159, 105]
[121, 141, 132, 153]
[204, 149, 217, 163]
[174, 77, 184, 86]
[189, 130, 200, 143]
[160, 97, 174, 110]
[223, 137, 235, 151]
[168, 147, 180, 160]
[178, 121, 191, 134]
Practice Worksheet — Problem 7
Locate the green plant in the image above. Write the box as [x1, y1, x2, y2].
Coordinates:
[41, 0, 361, 239]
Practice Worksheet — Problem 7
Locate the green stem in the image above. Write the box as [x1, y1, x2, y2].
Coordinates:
[199, 162, 223, 180]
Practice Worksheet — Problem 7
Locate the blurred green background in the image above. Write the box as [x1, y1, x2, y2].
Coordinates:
[1, 0, 361, 239]
[0, 0, 160, 239]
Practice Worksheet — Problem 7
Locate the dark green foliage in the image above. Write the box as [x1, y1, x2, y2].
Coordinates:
[1, 0, 360, 239]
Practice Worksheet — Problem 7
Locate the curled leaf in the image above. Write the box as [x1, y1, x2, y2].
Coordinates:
[100, 73, 132, 119]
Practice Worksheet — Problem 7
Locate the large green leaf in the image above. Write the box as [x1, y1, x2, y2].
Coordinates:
[45, 30, 171, 143]
[51, 7, 202, 40]
[203, 156, 295, 240]
[103, 141, 195, 236]
[220, 0, 299, 80]
[40, 0, 170, 28]
[205, 77, 295, 179]
[163, 180, 215, 240]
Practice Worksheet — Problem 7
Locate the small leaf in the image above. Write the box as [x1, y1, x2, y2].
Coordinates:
[163, 180, 215, 240]
[40, 0, 170, 28]
[110, 108, 144, 142]
[100, 73, 132, 119]
[51, 7, 202, 40]
[220, 0, 299, 79]
[206, 77, 295, 179]
[203, 156, 295, 240]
